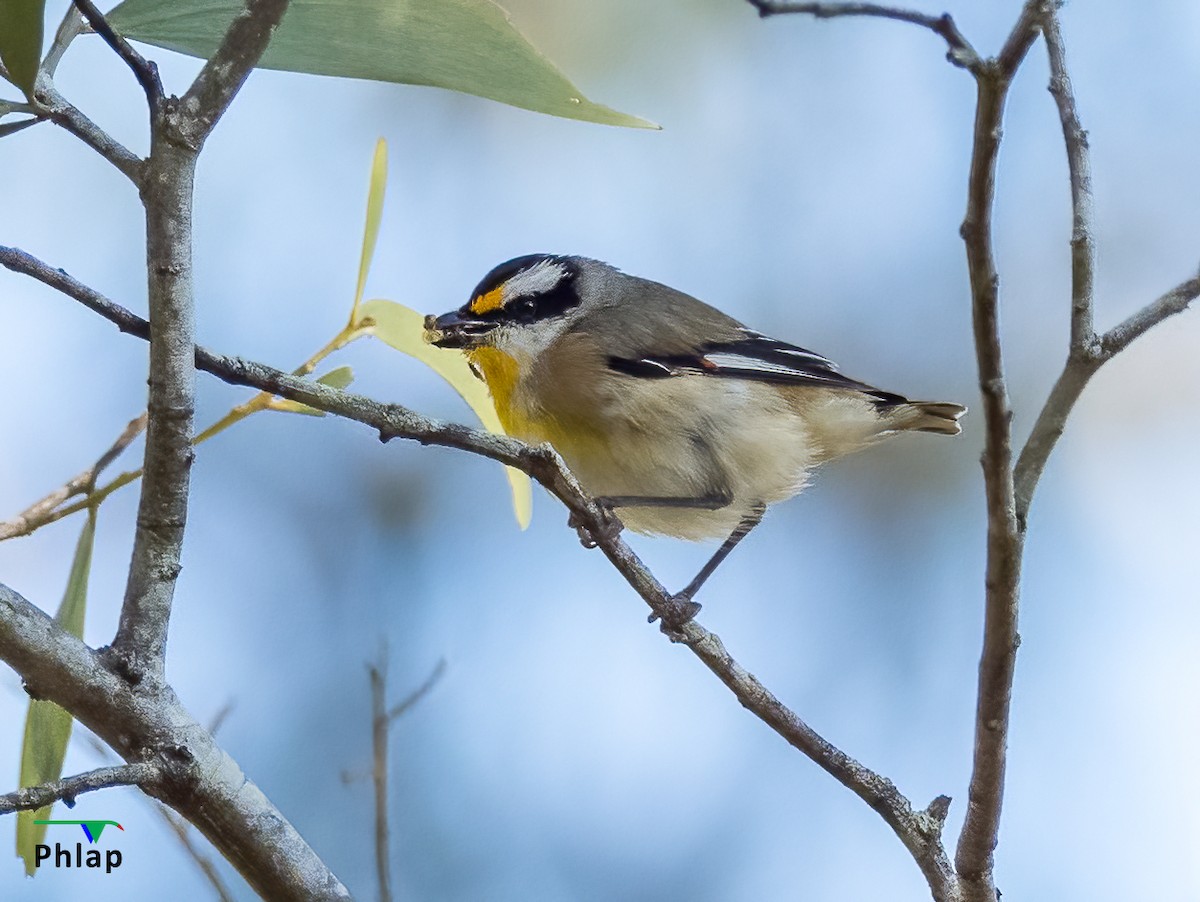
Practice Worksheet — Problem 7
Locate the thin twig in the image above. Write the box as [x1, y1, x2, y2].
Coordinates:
[0, 763, 158, 814]
[157, 806, 239, 902]
[746, 1, 982, 72]
[28, 82, 143, 183]
[42, 5, 89, 77]
[72, 0, 162, 106]
[387, 658, 446, 723]
[0, 413, 147, 541]
[1014, 272, 1200, 520]
[369, 660, 393, 902]
[370, 656, 444, 902]
[177, 0, 291, 148]
[1098, 274, 1200, 358]
[1041, 3, 1095, 352]
[952, 4, 1041, 901]
[81, 732, 238, 902]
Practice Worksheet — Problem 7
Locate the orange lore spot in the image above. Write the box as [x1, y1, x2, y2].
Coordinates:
[469, 286, 505, 315]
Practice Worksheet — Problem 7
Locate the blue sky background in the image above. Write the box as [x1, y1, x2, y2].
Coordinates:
[2, 1, 1198, 899]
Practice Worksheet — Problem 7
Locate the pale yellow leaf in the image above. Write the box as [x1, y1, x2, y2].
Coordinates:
[356, 298, 532, 529]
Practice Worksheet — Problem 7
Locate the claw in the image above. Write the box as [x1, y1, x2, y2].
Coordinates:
[648, 594, 702, 640]
[568, 504, 622, 549]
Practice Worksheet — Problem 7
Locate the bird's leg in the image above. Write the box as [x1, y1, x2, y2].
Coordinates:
[652, 503, 767, 632]
[567, 491, 732, 549]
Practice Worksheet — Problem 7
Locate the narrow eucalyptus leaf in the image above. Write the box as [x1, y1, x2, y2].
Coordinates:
[16, 510, 96, 875]
[106, 0, 655, 128]
[0, 117, 42, 138]
[0, 0, 46, 97]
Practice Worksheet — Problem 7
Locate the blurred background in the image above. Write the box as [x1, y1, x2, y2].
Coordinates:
[1, 0, 1198, 899]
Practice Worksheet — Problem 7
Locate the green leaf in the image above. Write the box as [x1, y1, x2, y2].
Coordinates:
[106, 0, 655, 129]
[316, 365, 355, 390]
[0, 117, 41, 138]
[269, 366, 357, 416]
[356, 298, 533, 529]
[351, 139, 388, 324]
[17, 509, 96, 876]
[0, 0, 46, 97]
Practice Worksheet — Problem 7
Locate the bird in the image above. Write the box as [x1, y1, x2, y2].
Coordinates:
[425, 254, 965, 620]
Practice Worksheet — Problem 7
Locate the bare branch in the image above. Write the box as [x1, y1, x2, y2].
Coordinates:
[0, 581, 351, 899]
[1041, 3, 1095, 351]
[72, 0, 162, 107]
[81, 733, 238, 902]
[369, 656, 447, 901]
[0, 413, 146, 541]
[156, 805, 239, 902]
[1015, 273, 1200, 520]
[110, 0, 289, 681]
[1011, 8, 1198, 521]
[746, 1, 982, 72]
[369, 660, 393, 902]
[953, 4, 1041, 900]
[177, 0, 290, 147]
[27, 82, 143, 183]
[42, 5, 89, 77]
[0, 763, 159, 814]
[387, 658, 446, 723]
[1099, 273, 1200, 358]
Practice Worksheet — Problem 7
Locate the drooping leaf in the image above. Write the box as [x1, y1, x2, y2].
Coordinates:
[356, 298, 532, 529]
[106, 0, 656, 129]
[17, 509, 96, 876]
[269, 366, 357, 416]
[0, 0, 46, 97]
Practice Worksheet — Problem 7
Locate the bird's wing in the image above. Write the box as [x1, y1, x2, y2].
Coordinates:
[608, 327, 907, 404]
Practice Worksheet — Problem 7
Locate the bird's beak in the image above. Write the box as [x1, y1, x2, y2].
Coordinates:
[423, 309, 497, 349]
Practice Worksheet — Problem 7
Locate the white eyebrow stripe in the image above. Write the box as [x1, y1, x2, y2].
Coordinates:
[504, 259, 567, 300]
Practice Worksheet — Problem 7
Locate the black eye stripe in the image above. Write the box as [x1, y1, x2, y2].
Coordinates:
[465, 255, 581, 324]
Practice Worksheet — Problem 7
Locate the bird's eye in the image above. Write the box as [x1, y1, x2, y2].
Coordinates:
[512, 296, 538, 322]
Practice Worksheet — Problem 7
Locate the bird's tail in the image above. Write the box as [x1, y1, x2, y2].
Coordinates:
[887, 401, 967, 436]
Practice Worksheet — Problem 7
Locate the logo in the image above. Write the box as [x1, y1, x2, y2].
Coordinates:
[33, 820, 125, 874]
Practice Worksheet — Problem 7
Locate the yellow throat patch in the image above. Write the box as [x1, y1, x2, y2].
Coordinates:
[466, 347, 524, 435]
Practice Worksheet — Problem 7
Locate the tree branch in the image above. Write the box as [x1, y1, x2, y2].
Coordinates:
[0, 412, 146, 541]
[1098, 274, 1200, 358]
[953, 4, 1041, 901]
[1041, 3, 1095, 353]
[177, 0, 291, 148]
[0, 763, 159, 814]
[0, 581, 351, 899]
[72, 0, 162, 107]
[1014, 272, 1200, 521]
[112, 0, 289, 682]
[745, 1, 982, 72]
[27, 81, 143, 184]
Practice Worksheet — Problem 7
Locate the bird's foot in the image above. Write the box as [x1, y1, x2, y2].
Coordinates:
[648, 594, 702, 641]
[568, 502, 623, 549]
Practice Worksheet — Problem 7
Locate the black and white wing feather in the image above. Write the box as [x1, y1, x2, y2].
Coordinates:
[608, 327, 907, 405]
